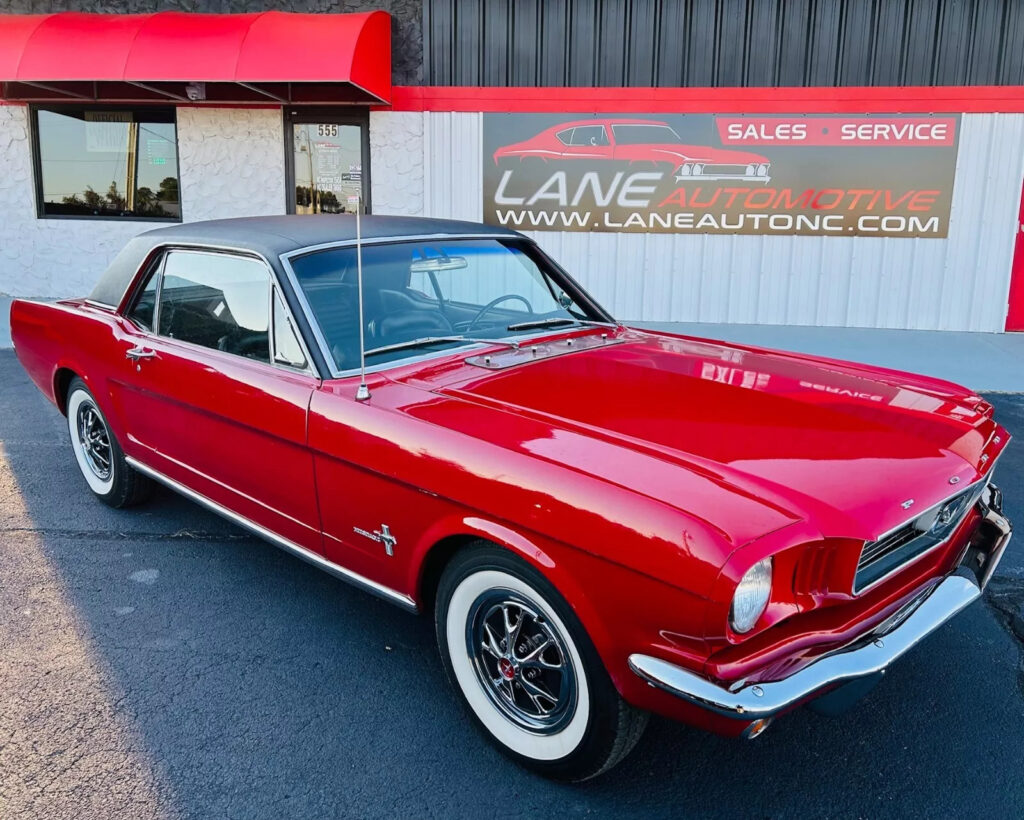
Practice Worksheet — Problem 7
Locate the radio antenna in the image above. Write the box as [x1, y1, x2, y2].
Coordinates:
[349, 193, 371, 401]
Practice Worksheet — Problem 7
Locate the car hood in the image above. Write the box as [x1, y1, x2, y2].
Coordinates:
[417, 329, 1006, 543]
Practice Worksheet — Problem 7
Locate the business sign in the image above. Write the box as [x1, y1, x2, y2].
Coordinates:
[482, 114, 960, 238]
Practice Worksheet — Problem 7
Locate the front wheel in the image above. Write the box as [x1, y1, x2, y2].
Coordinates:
[66, 377, 152, 508]
[435, 543, 648, 780]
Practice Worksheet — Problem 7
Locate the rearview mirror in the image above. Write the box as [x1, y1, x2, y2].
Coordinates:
[410, 256, 468, 273]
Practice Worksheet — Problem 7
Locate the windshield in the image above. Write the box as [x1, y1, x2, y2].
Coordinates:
[611, 124, 683, 145]
[289, 238, 600, 371]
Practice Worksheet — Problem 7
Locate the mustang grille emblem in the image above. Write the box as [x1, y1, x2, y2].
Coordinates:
[353, 524, 397, 556]
[900, 499, 915, 510]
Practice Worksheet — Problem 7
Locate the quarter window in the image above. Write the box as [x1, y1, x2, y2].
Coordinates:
[272, 289, 308, 369]
[32, 106, 180, 221]
[157, 252, 271, 363]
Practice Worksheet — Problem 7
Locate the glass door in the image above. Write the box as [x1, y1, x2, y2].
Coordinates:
[286, 110, 369, 215]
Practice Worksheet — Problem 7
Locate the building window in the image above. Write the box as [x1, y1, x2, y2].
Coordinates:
[32, 106, 180, 221]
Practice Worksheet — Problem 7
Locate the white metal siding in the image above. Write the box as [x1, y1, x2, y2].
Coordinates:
[400, 111, 1024, 332]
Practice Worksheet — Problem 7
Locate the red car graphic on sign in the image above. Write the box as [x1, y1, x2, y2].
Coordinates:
[494, 118, 772, 183]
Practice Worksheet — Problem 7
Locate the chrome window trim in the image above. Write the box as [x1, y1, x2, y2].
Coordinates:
[122, 242, 318, 379]
[279, 233, 525, 259]
[278, 234, 610, 380]
[83, 298, 117, 311]
[125, 455, 418, 613]
[853, 457, 1001, 595]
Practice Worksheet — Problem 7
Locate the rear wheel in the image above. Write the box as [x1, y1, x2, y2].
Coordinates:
[66, 378, 151, 508]
[435, 543, 648, 780]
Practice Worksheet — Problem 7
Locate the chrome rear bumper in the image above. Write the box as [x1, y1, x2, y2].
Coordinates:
[628, 486, 1012, 721]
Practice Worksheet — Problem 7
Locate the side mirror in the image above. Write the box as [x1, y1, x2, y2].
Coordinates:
[558, 292, 573, 309]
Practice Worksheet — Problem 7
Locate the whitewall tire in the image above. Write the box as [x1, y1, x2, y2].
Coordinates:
[435, 543, 648, 780]
[66, 378, 151, 508]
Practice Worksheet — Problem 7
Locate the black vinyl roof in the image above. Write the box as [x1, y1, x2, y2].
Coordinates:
[88, 215, 524, 307]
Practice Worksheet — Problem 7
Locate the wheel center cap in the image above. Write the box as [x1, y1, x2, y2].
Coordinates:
[498, 657, 516, 680]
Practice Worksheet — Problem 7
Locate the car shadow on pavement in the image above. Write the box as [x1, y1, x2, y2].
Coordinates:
[2, 350, 1023, 819]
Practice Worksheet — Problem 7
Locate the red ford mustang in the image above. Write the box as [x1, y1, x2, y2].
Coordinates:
[494, 118, 772, 183]
[10, 216, 1012, 780]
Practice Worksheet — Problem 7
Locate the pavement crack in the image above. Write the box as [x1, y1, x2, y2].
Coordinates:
[984, 575, 1024, 697]
[0, 526, 250, 543]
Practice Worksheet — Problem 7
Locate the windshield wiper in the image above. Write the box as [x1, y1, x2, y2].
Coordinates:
[365, 335, 520, 358]
[505, 317, 582, 332]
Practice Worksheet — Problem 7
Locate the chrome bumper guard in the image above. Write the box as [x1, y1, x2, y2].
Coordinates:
[628, 485, 1012, 720]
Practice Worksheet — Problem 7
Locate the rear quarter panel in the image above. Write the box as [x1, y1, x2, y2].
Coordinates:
[11, 299, 128, 438]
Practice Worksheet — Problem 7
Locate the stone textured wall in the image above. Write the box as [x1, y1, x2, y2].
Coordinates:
[368, 111, 423, 216]
[0, 106, 154, 299]
[176, 107, 285, 222]
[0, 0, 423, 84]
[0, 105, 287, 301]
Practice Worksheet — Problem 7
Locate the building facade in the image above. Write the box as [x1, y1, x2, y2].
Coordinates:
[2, 0, 1023, 332]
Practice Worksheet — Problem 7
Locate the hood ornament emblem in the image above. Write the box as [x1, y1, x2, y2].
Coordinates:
[900, 499, 915, 510]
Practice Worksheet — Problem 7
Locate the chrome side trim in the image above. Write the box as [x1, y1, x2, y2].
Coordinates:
[125, 456, 418, 613]
[628, 573, 984, 720]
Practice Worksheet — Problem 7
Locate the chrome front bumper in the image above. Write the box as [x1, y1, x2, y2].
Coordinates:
[628, 486, 1012, 721]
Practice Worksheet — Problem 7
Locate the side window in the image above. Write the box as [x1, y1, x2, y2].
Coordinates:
[127, 266, 159, 331]
[157, 251, 271, 363]
[555, 128, 574, 145]
[272, 289, 307, 370]
[569, 126, 608, 146]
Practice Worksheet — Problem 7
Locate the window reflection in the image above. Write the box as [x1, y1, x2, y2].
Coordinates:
[35, 107, 180, 220]
[293, 123, 363, 214]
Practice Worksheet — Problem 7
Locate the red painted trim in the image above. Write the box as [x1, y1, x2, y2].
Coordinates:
[1006, 179, 1024, 332]
[385, 85, 1024, 114]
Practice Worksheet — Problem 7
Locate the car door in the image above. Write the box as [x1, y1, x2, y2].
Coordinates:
[109, 248, 322, 552]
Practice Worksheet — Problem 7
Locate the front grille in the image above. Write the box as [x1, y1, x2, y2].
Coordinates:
[853, 481, 987, 593]
[702, 164, 752, 176]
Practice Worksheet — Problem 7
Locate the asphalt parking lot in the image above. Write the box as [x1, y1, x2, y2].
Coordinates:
[1, 348, 1023, 819]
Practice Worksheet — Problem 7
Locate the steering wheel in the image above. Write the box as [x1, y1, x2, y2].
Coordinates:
[465, 294, 534, 332]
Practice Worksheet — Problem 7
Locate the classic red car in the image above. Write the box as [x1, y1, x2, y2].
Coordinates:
[10, 216, 1012, 780]
[494, 118, 772, 183]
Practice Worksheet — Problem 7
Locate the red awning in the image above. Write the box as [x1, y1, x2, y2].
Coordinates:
[0, 11, 391, 105]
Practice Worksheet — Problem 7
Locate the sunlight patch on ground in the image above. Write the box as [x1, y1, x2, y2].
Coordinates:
[0, 441, 178, 819]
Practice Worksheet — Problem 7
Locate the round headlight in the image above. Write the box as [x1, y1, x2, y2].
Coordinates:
[730, 557, 773, 634]
[680, 163, 693, 176]
[758, 163, 769, 176]
[692, 163, 704, 175]
[745, 164, 755, 176]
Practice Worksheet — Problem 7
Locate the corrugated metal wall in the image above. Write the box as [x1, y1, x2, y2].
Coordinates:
[413, 111, 1024, 331]
[424, 0, 1024, 87]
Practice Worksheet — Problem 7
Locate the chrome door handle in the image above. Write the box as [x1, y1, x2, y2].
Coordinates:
[125, 346, 157, 360]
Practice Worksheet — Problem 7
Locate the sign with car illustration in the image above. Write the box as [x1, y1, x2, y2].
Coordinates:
[483, 114, 961, 238]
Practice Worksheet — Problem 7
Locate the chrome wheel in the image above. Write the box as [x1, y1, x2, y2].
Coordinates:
[76, 401, 112, 481]
[467, 590, 577, 734]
